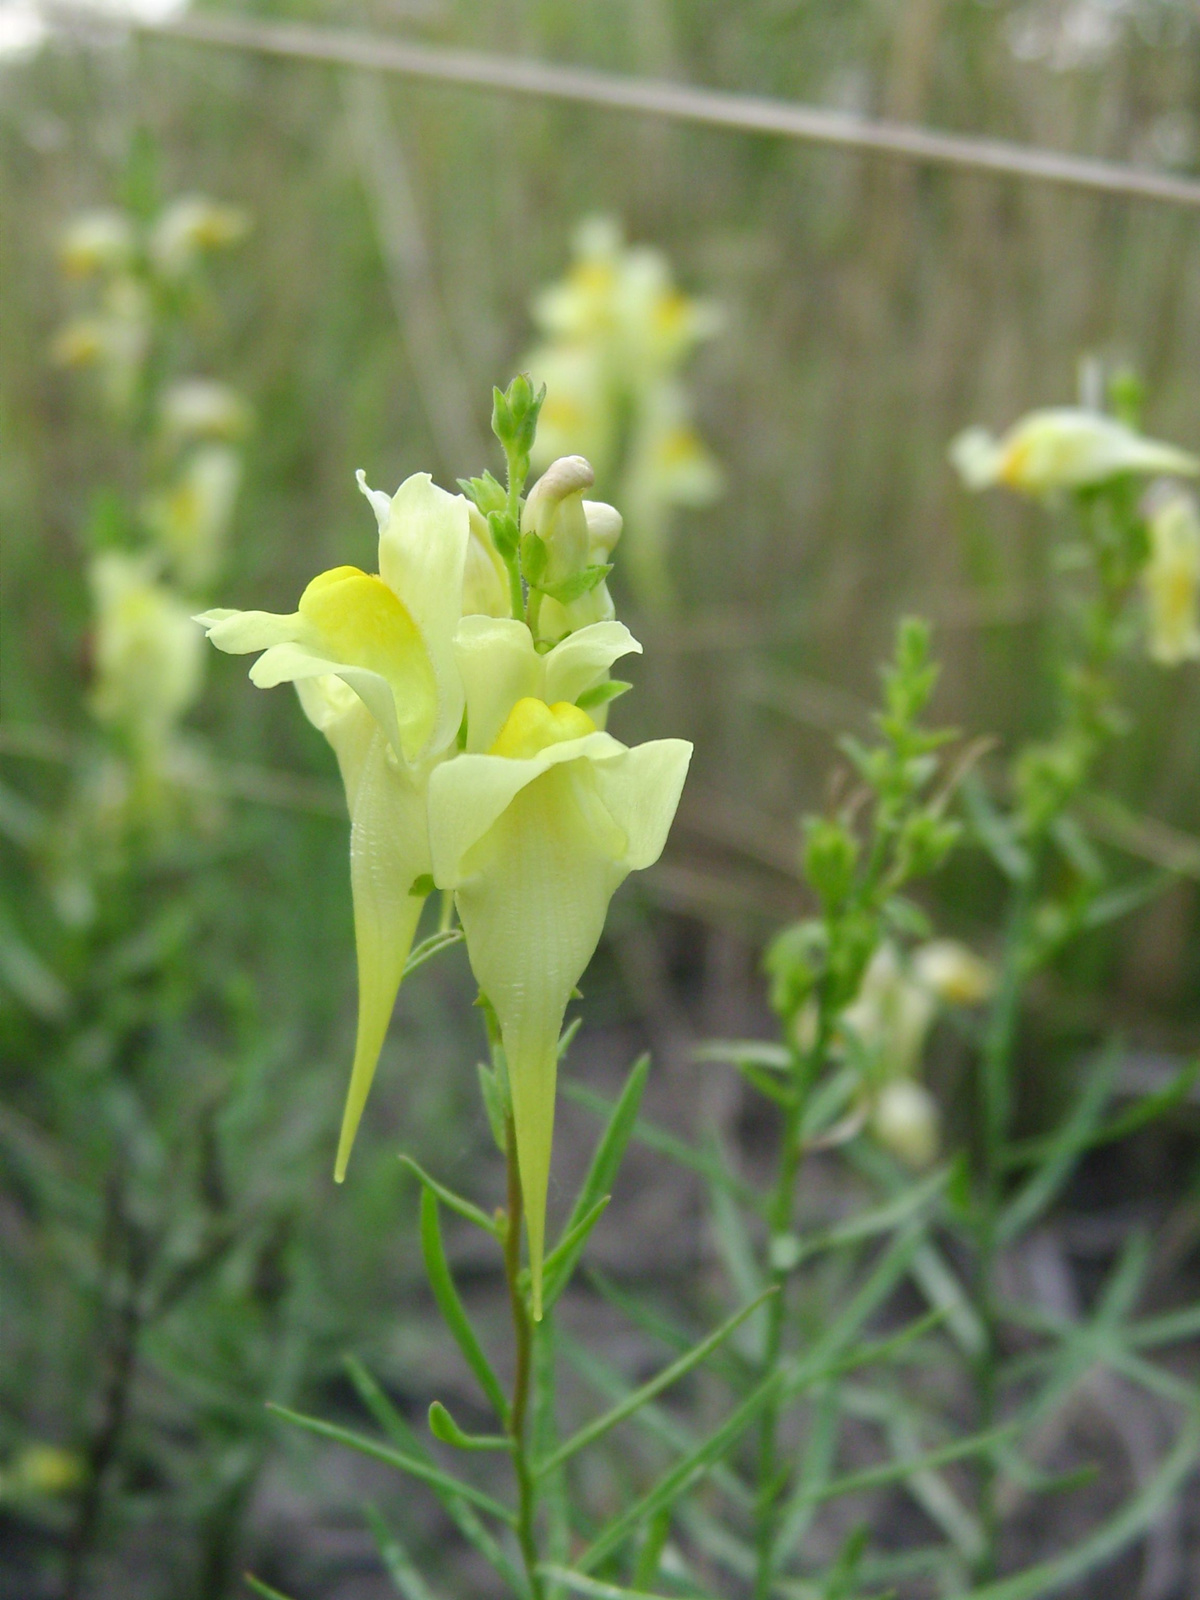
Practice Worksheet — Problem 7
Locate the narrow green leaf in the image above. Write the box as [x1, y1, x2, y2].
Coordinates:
[538, 1567, 711, 1600]
[399, 1155, 498, 1237]
[428, 1400, 509, 1452]
[1004, 1057, 1200, 1167]
[787, 1421, 1017, 1516]
[577, 1368, 785, 1572]
[694, 1040, 793, 1071]
[1129, 1300, 1200, 1350]
[343, 1358, 526, 1595]
[796, 1167, 949, 1262]
[244, 1578, 297, 1600]
[403, 927, 465, 977]
[998, 1043, 1120, 1245]
[266, 1403, 516, 1526]
[940, 1406, 1200, 1600]
[558, 1332, 754, 1513]
[562, 1079, 762, 1209]
[962, 773, 1030, 882]
[536, 1289, 776, 1479]
[540, 1195, 611, 1311]
[365, 1504, 443, 1600]
[1081, 871, 1172, 931]
[419, 1189, 509, 1420]
[565, 1055, 650, 1230]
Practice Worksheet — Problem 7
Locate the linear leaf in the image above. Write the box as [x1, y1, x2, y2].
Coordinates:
[266, 1403, 516, 1525]
[244, 1578, 297, 1600]
[559, 1332, 754, 1514]
[364, 1504, 444, 1600]
[797, 1167, 949, 1262]
[420, 1189, 509, 1420]
[536, 1290, 776, 1478]
[565, 1056, 649, 1230]
[1005, 1057, 1200, 1167]
[562, 1080, 761, 1209]
[941, 1405, 1200, 1600]
[998, 1043, 1121, 1245]
[540, 1195, 611, 1312]
[538, 1567, 710, 1600]
[428, 1400, 509, 1452]
[399, 1154, 498, 1237]
[343, 1358, 526, 1594]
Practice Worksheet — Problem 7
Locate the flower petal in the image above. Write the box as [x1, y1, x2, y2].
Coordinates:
[447, 760, 629, 1317]
[196, 606, 303, 655]
[427, 731, 622, 888]
[375, 473, 470, 753]
[454, 617, 542, 753]
[294, 678, 431, 1183]
[542, 621, 642, 707]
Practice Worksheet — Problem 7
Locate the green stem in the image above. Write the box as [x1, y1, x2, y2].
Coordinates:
[504, 1115, 542, 1600]
[971, 865, 1035, 1581]
[752, 1020, 828, 1600]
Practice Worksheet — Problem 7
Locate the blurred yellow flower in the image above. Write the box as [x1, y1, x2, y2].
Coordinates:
[1143, 489, 1200, 667]
[149, 195, 250, 279]
[89, 552, 204, 756]
[59, 208, 134, 278]
[870, 1079, 941, 1170]
[0, 1443, 85, 1499]
[159, 379, 253, 447]
[145, 445, 242, 590]
[526, 217, 721, 608]
[951, 408, 1199, 495]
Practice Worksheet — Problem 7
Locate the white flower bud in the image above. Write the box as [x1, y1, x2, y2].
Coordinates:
[871, 1080, 941, 1170]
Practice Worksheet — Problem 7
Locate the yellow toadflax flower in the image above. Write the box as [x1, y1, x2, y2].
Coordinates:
[428, 690, 691, 1316]
[1143, 489, 1200, 667]
[59, 208, 134, 279]
[145, 445, 242, 590]
[150, 196, 250, 279]
[89, 552, 204, 758]
[197, 473, 471, 1181]
[950, 408, 1199, 496]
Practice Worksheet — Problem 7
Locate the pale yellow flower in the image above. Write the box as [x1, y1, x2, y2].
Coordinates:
[149, 196, 250, 278]
[1143, 489, 1200, 666]
[951, 408, 1198, 496]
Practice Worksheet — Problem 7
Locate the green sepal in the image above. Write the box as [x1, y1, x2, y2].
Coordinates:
[457, 471, 507, 516]
[409, 872, 436, 898]
[576, 680, 632, 713]
[487, 509, 520, 560]
[428, 1400, 509, 1453]
[536, 564, 612, 607]
[520, 530, 548, 586]
[477, 1061, 509, 1153]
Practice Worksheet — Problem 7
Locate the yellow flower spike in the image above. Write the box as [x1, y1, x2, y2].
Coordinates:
[453, 615, 642, 752]
[950, 408, 1199, 496]
[429, 705, 692, 1318]
[1143, 489, 1200, 667]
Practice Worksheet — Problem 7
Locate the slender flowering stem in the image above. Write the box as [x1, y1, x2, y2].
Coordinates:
[504, 1114, 542, 1600]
